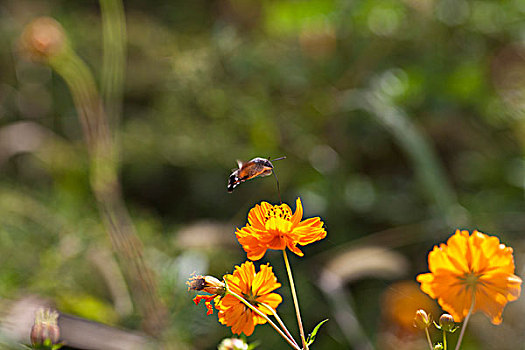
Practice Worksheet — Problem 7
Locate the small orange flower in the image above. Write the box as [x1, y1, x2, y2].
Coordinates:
[236, 198, 326, 260]
[417, 229, 522, 325]
[217, 261, 282, 336]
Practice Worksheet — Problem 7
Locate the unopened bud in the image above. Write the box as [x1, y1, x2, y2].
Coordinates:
[218, 337, 249, 350]
[20, 17, 67, 61]
[414, 309, 432, 330]
[30, 308, 60, 346]
[438, 313, 457, 333]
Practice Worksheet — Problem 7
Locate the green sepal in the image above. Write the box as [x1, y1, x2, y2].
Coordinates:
[306, 319, 329, 346]
[247, 340, 260, 349]
[27, 343, 63, 350]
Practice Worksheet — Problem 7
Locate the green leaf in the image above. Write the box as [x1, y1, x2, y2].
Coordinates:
[306, 319, 329, 346]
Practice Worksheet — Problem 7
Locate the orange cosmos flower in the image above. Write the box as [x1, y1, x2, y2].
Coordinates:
[236, 198, 326, 260]
[417, 229, 522, 325]
[217, 261, 282, 336]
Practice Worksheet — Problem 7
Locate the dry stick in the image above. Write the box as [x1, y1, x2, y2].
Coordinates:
[51, 50, 166, 336]
[226, 288, 300, 350]
[283, 250, 308, 350]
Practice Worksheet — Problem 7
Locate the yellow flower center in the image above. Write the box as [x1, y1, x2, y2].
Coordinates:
[264, 205, 293, 233]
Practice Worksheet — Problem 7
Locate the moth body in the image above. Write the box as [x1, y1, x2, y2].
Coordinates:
[227, 157, 279, 192]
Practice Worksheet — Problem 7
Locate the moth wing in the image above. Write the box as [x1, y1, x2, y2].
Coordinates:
[228, 171, 241, 192]
[259, 168, 273, 177]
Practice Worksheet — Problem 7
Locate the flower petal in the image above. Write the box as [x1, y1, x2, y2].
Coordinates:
[247, 202, 270, 230]
[290, 197, 303, 227]
[252, 264, 281, 296]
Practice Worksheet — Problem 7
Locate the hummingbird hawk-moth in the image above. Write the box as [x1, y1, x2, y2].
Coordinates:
[227, 156, 286, 192]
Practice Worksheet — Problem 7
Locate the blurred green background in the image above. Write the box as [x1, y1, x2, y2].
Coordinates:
[1, 0, 525, 349]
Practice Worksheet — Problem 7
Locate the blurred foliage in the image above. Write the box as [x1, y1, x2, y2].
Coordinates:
[1, 0, 525, 349]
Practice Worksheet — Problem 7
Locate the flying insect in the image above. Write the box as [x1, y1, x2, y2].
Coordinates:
[227, 156, 286, 193]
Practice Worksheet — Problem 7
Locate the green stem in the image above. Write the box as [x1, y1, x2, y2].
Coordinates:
[259, 302, 299, 349]
[99, 0, 126, 132]
[226, 288, 300, 350]
[283, 250, 308, 350]
[443, 329, 447, 350]
[454, 295, 476, 350]
[424, 328, 433, 350]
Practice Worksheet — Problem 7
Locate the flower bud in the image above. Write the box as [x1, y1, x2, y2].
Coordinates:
[187, 275, 226, 296]
[30, 308, 60, 346]
[188, 274, 227, 315]
[434, 343, 444, 350]
[19, 17, 67, 62]
[414, 309, 432, 330]
[439, 313, 457, 333]
[218, 337, 249, 350]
